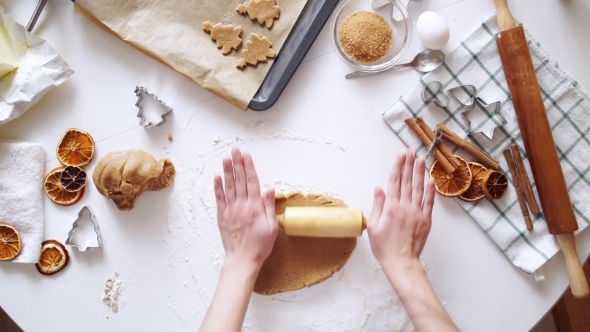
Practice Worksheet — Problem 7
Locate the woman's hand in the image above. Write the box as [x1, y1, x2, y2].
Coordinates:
[367, 149, 458, 332]
[367, 149, 435, 270]
[201, 148, 278, 332]
[214, 148, 279, 273]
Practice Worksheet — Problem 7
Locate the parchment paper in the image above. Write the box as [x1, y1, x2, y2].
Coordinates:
[74, 0, 309, 110]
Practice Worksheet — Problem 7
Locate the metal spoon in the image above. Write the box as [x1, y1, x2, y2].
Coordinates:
[345, 50, 445, 79]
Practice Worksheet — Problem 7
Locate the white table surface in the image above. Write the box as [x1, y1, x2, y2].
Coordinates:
[1, 0, 590, 331]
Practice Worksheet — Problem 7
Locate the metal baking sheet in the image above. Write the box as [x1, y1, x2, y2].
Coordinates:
[249, 0, 339, 111]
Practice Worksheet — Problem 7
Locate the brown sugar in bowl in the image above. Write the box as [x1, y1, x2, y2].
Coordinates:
[339, 11, 393, 64]
[331, 0, 411, 73]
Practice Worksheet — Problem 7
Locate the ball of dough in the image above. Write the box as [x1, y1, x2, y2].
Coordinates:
[254, 192, 357, 295]
[92, 149, 175, 211]
[417, 11, 450, 50]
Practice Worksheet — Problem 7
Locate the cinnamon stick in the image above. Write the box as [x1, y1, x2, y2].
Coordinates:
[416, 117, 460, 168]
[438, 123, 500, 170]
[405, 118, 456, 173]
[503, 149, 533, 230]
[509, 145, 541, 214]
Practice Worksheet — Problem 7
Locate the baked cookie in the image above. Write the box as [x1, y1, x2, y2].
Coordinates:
[236, 0, 280, 29]
[203, 21, 242, 55]
[236, 33, 276, 68]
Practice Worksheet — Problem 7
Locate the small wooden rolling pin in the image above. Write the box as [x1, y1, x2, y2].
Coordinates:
[494, 0, 589, 298]
[277, 207, 366, 238]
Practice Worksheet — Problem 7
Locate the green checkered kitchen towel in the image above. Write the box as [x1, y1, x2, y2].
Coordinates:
[383, 15, 590, 274]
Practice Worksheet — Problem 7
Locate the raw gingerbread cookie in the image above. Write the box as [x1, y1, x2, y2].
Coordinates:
[236, 33, 276, 68]
[236, 0, 280, 29]
[254, 192, 357, 295]
[203, 21, 242, 55]
[92, 149, 175, 211]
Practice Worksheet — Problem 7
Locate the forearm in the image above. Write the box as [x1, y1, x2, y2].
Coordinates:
[200, 260, 259, 332]
[383, 259, 458, 332]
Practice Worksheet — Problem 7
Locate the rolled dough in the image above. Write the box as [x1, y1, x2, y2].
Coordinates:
[254, 191, 357, 295]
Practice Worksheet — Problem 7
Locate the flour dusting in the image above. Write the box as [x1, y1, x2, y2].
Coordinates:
[196, 126, 349, 174]
[102, 272, 127, 313]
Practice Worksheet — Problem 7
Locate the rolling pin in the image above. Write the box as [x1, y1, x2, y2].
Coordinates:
[277, 207, 366, 238]
[493, 0, 589, 298]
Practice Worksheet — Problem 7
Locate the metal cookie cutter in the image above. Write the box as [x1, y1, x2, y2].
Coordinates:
[135, 86, 173, 128]
[422, 81, 450, 108]
[66, 206, 103, 252]
[461, 97, 507, 140]
[447, 85, 477, 107]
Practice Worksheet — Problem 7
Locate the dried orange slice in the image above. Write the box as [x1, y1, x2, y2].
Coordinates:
[36, 240, 69, 275]
[0, 224, 21, 261]
[482, 170, 508, 199]
[459, 162, 488, 202]
[429, 155, 472, 197]
[44, 167, 85, 206]
[56, 128, 95, 167]
[60, 166, 87, 192]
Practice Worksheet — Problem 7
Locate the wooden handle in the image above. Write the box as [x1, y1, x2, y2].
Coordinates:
[556, 233, 590, 299]
[496, 27, 578, 235]
[277, 207, 365, 238]
[492, 0, 516, 31]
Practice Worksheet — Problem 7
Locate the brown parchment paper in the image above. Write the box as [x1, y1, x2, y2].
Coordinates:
[74, 0, 309, 110]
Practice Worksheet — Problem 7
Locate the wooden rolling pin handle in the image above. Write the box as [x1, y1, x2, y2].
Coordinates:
[493, 0, 516, 31]
[556, 233, 589, 299]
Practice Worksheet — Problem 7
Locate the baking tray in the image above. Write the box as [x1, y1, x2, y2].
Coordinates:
[248, 0, 339, 111]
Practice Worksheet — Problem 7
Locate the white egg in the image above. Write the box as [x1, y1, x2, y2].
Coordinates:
[417, 11, 450, 50]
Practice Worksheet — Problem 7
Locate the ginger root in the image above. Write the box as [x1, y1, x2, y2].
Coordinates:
[92, 149, 175, 211]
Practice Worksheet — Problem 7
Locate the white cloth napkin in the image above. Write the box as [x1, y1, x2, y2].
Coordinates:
[0, 138, 44, 263]
[383, 15, 590, 274]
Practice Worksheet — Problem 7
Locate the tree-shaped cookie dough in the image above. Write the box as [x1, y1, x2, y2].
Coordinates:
[203, 21, 242, 55]
[236, 33, 276, 69]
[236, 0, 280, 29]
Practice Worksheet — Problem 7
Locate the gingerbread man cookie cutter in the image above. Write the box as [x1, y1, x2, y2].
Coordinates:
[460, 97, 507, 140]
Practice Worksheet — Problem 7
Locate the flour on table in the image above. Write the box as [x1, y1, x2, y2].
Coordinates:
[102, 272, 127, 313]
[336, 143, 349, 151]
[197, 126, 348, 174]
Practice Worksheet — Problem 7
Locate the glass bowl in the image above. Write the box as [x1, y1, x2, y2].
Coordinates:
[331, 0, 411, 73]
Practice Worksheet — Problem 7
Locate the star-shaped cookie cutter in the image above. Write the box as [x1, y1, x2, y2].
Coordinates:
[135, 86, 173, 128]
[460, 97, 507, 140]
[65, 206, 103, 252]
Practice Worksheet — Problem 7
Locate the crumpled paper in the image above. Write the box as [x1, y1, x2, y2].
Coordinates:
[0, 6, 74, 125]
[74, 0, 309, 110]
